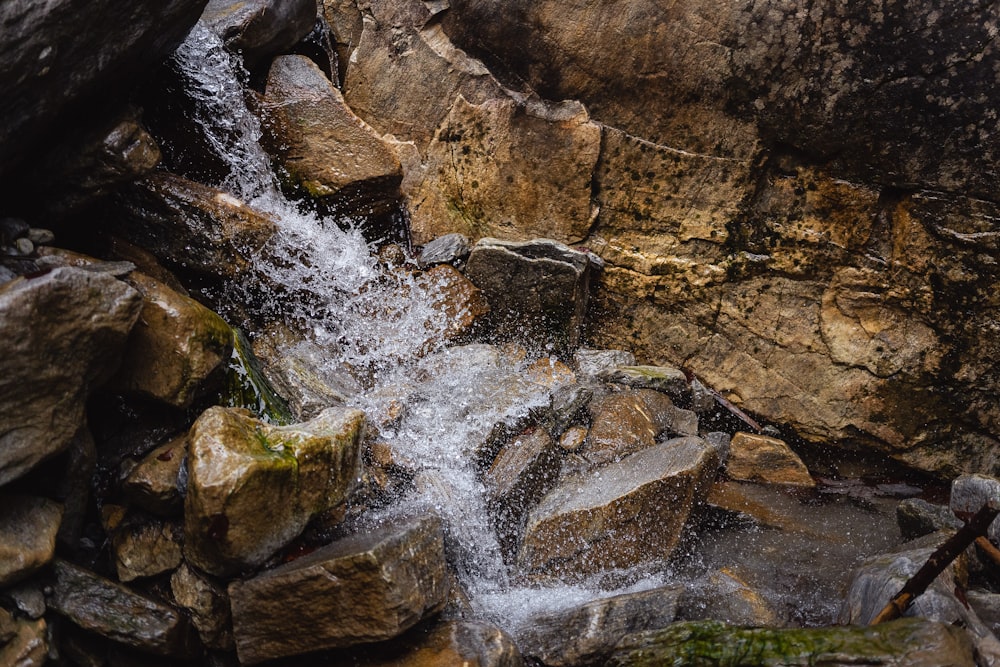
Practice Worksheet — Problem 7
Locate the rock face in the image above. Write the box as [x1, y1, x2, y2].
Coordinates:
[725, 432, 815, 488]
[184, 405, 365, 576]
[0, 495, 62, 587]
[519, 437, 719, 578]
[228, 514, 448, 664]
[0, 267, 142, 486]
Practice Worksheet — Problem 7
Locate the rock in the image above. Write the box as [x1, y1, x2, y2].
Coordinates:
[605, 618, 976, 667]
[0, 267, 142, 486]
[517, 585, 683, 666]
[573, 348, 637, 379]
[702, 432, 731, 466]
[968, 590, 1000, 638]
[705, 481, 815, 534]
[54, 427, 97, 554]
[725, 432, 814, 488]
[0, 495, 62, 587]
[121, 436, 187, 516]
[416, 264, 491, 344]
[352, 620, 523, 667]
[2, 582, 46, 620]
[951, 473, 1000, 546]
[0, 608, 47, 667]
[112, 272, 234, 408]
[184, 405, 365, 576]
[0, 0, 208, 177]
[585, 388, 684, 466]
[558, 425, 588, 452]
[262, 54, 402, 211]
[545, 384, 593, 439]
[465, 238, 595, 353]
[418, 233, 472, 268]
[170, 564, 233, 651]
[679, 568, 781, 627]
[111, 517, 183, 582]
[228, 514, 448, 664]
[599, 365, 690, 401]
[897, 498, 962, 541]
[47, 559, 195, 657]
[202, 0, 318, 67]
[519, 436, 719, 578]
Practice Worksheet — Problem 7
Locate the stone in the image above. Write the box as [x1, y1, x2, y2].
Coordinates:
[352, 620, 523, 667]
[3, 582, 46, 620]
[228, 514, 448, 664]
[262, 54, 402, 209]
[418, 233, 472, 268]
[184, 405, 365, 576]
[519, 436, 719, 578]
[897, 498, 962, 542]
[202, 0, 319, 67]
[0, 495, 62, 587]
[679, 568, 780, 627]
[416, 264, 491, 344]
[545, 384, 593, 438]
[705, 480, 814, 534]
[968, 590, 1000, 638]
[121, 436, 187, 517]
[111, 517, 183, 582]
[47, 559, 195, 657]
[170, 564, 233, 650]
[465, 238, 595, 353]
[726, 432, 815, 488]
[517, 585, 683, 666]
[599, 365, 690, 401]
[558, 425, 588, 452]
[0, 609, 47, 667]
[585, 388, 683, 466]
[0, 267, 142, 486]
[112, 272, 234, 408]
[573, 348, 637, 379]
[605, 618, 976, 667]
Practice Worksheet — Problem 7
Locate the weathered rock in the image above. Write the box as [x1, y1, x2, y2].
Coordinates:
[111, 517, 183, 582]
[112, 272, 234, 408]
[968, 590, 1000, 638]
[202, 0, 318, 67]
[0, 267, 142, 486]
[47, 559, 195, 657]
[679, 568, 781, 627]
[3, 582, 46, 620]
[229, 514, 448, 664]
[0, 495, 62, 587]
[605, 618, 976, 667]
[897, 498, 962, 541]
[599, 365, 690, 400]
[417, 264, 491, 344]
[465, 238, 595, 353]
[262, 54, 402, 208]
[418, 233, 472, 268]
[573, 348, 637, 379]
[545, 384, 593, 439]
[121, 436, 187, 516]
[558, 425, 588, 452]
[519, 436, 719, 578]
[0, 0, 208, 177]
[0, 608, 47, 667]
[726, 432, 814, 488]
[170, 563, 233, 651]
[184, 405, 365, 576]
[353, 620, 523, 667]
[518, 585, 683, 666]
[585, 388, 685, 466]
[705, 481, 815, 534]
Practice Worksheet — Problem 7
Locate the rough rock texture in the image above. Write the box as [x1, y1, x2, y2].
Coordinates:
[725, 432, 815, 487]
[170, 564, 233, 651]
[517, 585, 683, 666]
[519, 436, 719, 578]
[417, 264, 491, 343]
[202, 0, 318, 67]
[228, 514, 448, 664]
[184, 405, 365, 576]
[896, 498, 962, 541]
[0, 267, 142, 486]
[0, 608, 47, 667]
[0, 0, 208, 177]
[121, 436, 188, 516]
[585, 388, 687, 466]
[354, 620, 524, 667]
[110, 518, 183, 582]
[679, 568, 781, 627]
[0, 495, 62, 587]
[112, 272, 233, 408]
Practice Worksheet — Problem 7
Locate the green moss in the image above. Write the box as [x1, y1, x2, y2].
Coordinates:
[216, 328, 293, 425]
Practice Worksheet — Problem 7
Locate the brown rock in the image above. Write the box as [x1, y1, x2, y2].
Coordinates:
[170, 563, 233, 650]
[111, 518, 183, 582]
[229, 514, 448, 664]
[121, 436, 187, 516]
[679, 568, 781, 627]
[202, 0, 318, 66]
[0, 495, 62, 587]
[726, 432, 814, 488]
[585, 388, 683, 465]
[0, 609, 47, 667]
[184, 405, 365, 576]
[416, 263, 490, 344]
[558, 425, 588, 452]
[354, 620, 523, 667]
[519, 436, 719, 578]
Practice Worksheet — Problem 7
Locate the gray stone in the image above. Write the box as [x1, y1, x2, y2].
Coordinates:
[573, 348, 636, 379]
[202, 0, 318, 66]
[599, 365, 690, 401]
[951, 474, 1000, 545]
[0, 495, 62, 587]
[3, 581, 46, 619]
[0, 267, 142, 486]
[679, 569, 780, 627]
[229, 514, 448, 664]
[897, 498, 962, 542]
[418, 233, 472, 268]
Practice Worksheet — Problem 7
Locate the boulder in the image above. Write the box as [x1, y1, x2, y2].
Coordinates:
[170, 564, 233, 651]
[184, 405, 365, 576]
[951, 474, 1000, 546]
[46, 559, 195, 657]
[112, 272, 234, 408]
[0, 495, 62, 587]
[605, 618, 975, 667]
[725, 432, 814, 488]
[228, 514, 448, 664]
[519, 436, 719, 578]
[121, 436, 188, 516]
[585, 388, 687, 466]
[202, 0, 318, 67]
[0, 267, 142, 486]
[416, 264, 491, 344]
[0, 609, 47, 667]
[465, 238, 595, 353]
[517, 585, 683, 666]
[573, 348, 636, 379]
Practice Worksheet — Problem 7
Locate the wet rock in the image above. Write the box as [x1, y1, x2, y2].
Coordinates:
[202, 0, 318, 67]
[418, 233, 472, 268]
[2, 582, 46, 620]
[121, 436, 187, 517]
[112, 272, 234, 408]
[558, 425, 588, 453]
[0, 495, 62, 587]
[606, 618, 976, 667]
[0, 267, 142, 486]
[170, 564, 233, 651]
[229, 514, 448, 664]
[518, 585, 683, 666]
[354, 620, 523, 667]
[725, 432, 814, 488]
[573, 348, 637, 379]
[417, 264, 491, 344]
[702, 432, 731, 466]
[968, 590, 1000, 638]
[545, 384, 593, 439]
[47, 559, 195, 657]
[0, 608, 47, 667]
[262, 54, 402, 209]
[184, 405, 365, 576]
[465, 238, 595, 353]
[111, 517, 183, 582]
[705, 480, 815, 534]
[679, 568, 781, 627]
[897, 498, 962, 541]
[599, 365, 690, 401]
[585, 388, 686, 466]
[951, 473, 1000, 547]
[519, 436, 719, 578]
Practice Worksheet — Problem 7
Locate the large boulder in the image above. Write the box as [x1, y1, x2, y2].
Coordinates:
[0, 267, 142, 486]
[184, 405, 365, 576]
